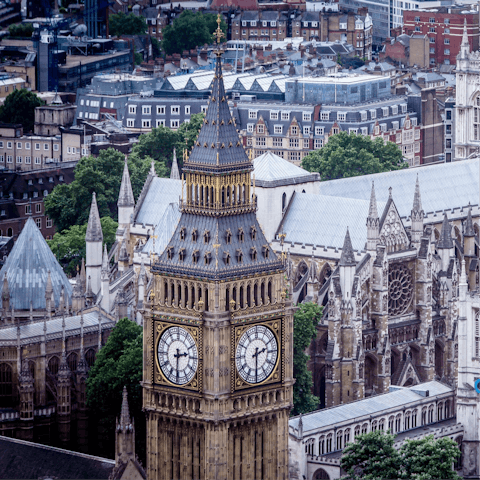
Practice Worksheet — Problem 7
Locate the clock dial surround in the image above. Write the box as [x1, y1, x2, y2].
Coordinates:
[235, 325, 278, 384]
[157, 326, 198, 385]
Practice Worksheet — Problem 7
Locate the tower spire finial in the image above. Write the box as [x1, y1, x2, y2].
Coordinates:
[438, 212, 453, 249]
[339, 228, 356, 266]
[86, 192, 103, 242]
[214, 13, 224, 47]
[413, 174, 422, 213]
[170, 147, 180, 180]
[368, 181, 378, 220]
[118, 156, 135, 208]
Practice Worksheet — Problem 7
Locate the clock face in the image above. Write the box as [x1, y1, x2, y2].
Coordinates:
[157, 326, 198, 385]
[236, 325, 278, 384]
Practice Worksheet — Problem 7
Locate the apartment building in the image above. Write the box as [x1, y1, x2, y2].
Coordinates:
[231, 11, 289, 42]
[403, 7, 479, 66]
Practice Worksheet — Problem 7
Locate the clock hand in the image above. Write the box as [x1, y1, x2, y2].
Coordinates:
[252, 346, 267, 383]
[174, 348, 188, 383]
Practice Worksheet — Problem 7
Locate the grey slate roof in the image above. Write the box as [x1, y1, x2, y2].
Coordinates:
[318, 158, 480, 218]
[289, 381, 452, 434]
[282, 193, 386, 251]
[0, 436, 114, 479]
[134, 177, 181, 226]
[0, 309, 114, 346]
[0, 218, 73, 310]
[142, 203, 182, 256]
[184, 53, 251, 173]
[253, 152, 320, 187]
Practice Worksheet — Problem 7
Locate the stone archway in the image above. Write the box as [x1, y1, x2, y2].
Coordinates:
[365, 354, 378, 397]
[313, 468, 330, 479]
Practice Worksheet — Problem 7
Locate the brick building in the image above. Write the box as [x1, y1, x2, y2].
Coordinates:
[231, 11, 289, 41]
[403, 7, 479, 66]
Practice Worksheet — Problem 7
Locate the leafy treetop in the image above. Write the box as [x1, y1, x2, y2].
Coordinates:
[47, 217, 117, 275]
[0, 89, 45, 133]
[341, 430, 461, 480]
[86, 317, 145, 462]
[8, 23, 34, 38]
[292, 302, 322, 415]
[109, 12, 147, 36]
[301, 131, 407, 181]
[161, 11, 227, 55]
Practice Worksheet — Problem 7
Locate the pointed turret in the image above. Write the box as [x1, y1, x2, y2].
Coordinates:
[460, 18, 470, 59]
[149, 159, 156, 177]
[438, 213, 454, 272]
[45, 270, 53, 312]
[101, 245, 110, 313]
[339, 228, 356, 299]
[2, 274, 9, 312]
[465, 206, 475, 237]
[411, 174, 424, 247]
[115, 386, 136, 467]
[118, 157, 135, 227]
[86, 193, 103, 296]
[366, 181, 379, 251]
[137, 258, 146, 307]
[170, 148, 180, 180]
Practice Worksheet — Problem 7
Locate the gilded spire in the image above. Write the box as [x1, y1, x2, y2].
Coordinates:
[86, 193, 103, 242]
[339, 228, 356, 266]
[170, 148, 180, 180]
[118, 156, 135, 208]
[438, 213, 454, 249]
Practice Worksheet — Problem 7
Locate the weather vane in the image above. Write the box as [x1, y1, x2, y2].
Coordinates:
[214, 14, 224, 45]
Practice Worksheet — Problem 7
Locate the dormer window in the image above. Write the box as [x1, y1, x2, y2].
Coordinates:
[192, 229, 198, 242]
[250, 247, 257, 261]
[223, 251, 231, 265]
[226, 229, 232, 244]
[250, 226, 257, 240]
[192, 249, 200, 264]
[38, 178, 43, 184]
[167, 246, 174, 260]
[262, 245, 270, 258]
[179, 248, 186, 261]
[180, 227, 186, 241]
[204, 251, 212, 265]
[236, 249, 243, 263]
[238, 227, 244, 242]
[28, 179, 33, 185]
[204, 230, 210, 243]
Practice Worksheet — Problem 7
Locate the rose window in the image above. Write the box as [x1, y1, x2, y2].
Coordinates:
[388, 264, 413, 316]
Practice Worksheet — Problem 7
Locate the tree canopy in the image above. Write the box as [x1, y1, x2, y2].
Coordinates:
[161, 11, 227, 55]
[0, 89, 45, 133]
[301, 132, 407, 181]
[44, 149, 166, 232]
[130, 112, 204, 172]
[86, 317, 145, 462]
[8, 23, 34, 38]
[109, 12, 147, 36]
[292, 302, 322, 415]
[47, 217, 117, 275]
[341, 430, 461, 480]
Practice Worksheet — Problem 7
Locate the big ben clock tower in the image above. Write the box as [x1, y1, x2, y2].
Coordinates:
[142, 17, 294, 480]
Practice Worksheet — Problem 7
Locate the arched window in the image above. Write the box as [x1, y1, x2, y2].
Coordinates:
[282, 192, 287, 211]
[336, 430, 343, 450]
[319, 437, 325, 455]
[48, 356, 59, 375]
[85, 349, 96, 367]
[0, 363, 13, 407]
[354, 425, 360, 438]
[474, 96, 480, 140]
[67, 352, 78, 372]
[7, 228, 12, 237]
[388, 416, 394, 432]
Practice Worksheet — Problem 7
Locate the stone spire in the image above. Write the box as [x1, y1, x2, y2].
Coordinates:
[85, 192, 103, 243]
[2, 274, 9, 312]
[366, 181, 379, 251]
[460, 18, 470, 58]
[101, 245, 110, 313]
[120, 386, 131, 427]
[339, 228, 356, 266]
[411, 174, 424, 246]
[149, 159, 156, 177]
[118, 157, 135, 208]
[170, 147, 180, 180]
[438, 213, 454, 249]
[45, 270, 53, 313]
[101, 244, 109, 276]
[465, 206, 475, 237]
[115, 386, 136, 467]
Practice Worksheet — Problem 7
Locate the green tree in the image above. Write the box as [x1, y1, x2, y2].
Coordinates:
[131, 113, 204, 172]
[151, 36, 161, 58]
[8, 23, 34, 38]
[400, 435, 461, 480]
[0, 89, 45, 133]
[109, 12, 147, 36]
[292, 302, 322, 415]
[341, 430, 402, 480]
[44, 149, 166, 232]
[161, 11, 226, 55]
[47, 217, 117, 275]
[301, 132, 407, 181]
[86, 317, 145, 463]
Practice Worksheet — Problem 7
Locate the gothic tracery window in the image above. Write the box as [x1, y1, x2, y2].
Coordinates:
[388, 264, 413, 316]
[474, 96, 480, 140]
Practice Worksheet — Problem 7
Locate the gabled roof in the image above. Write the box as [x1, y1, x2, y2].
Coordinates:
[0, 218, 72, 310]
[253, 151, 319, 187]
